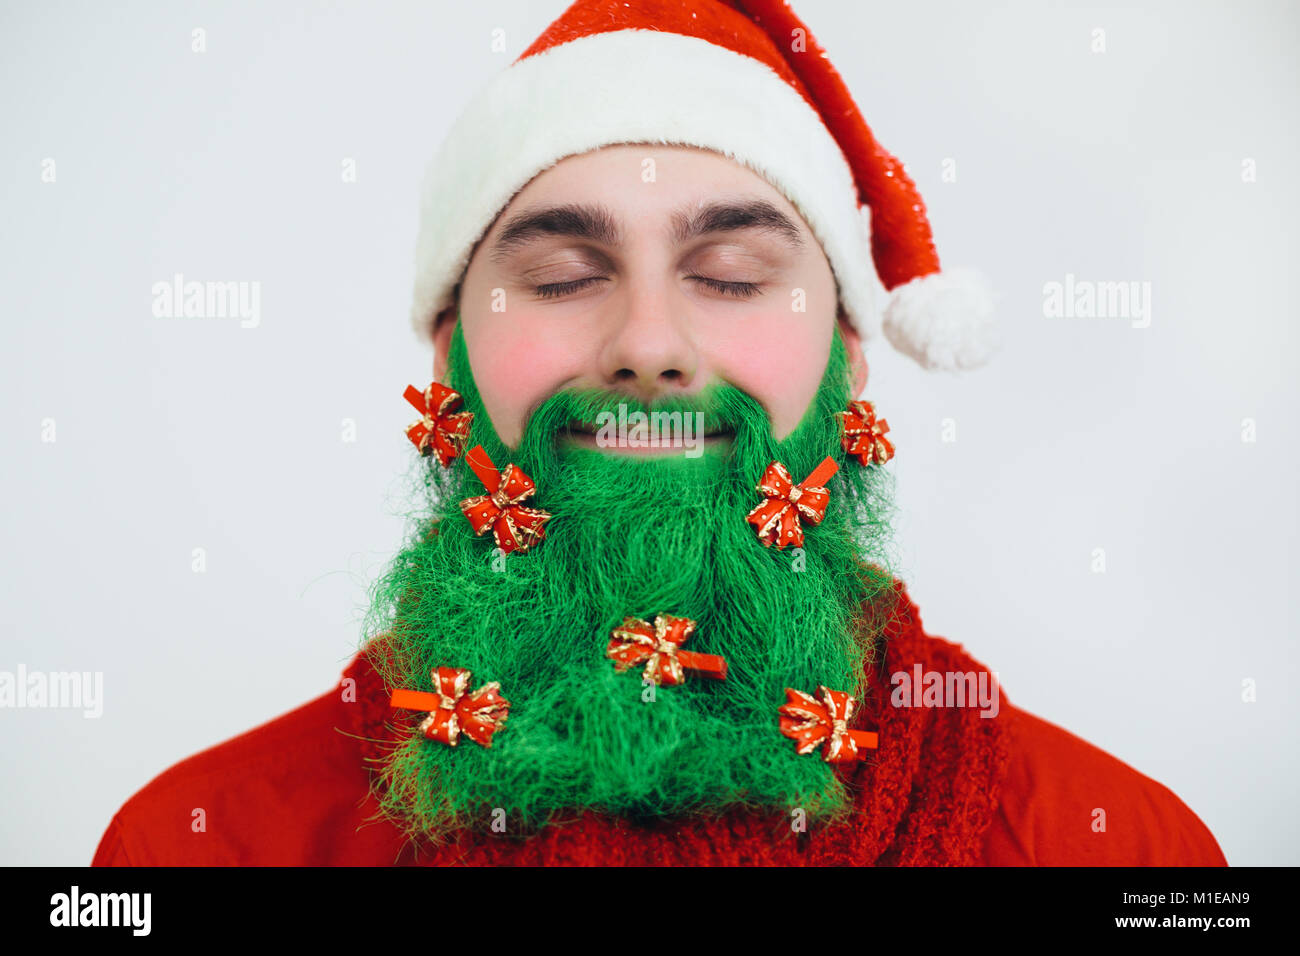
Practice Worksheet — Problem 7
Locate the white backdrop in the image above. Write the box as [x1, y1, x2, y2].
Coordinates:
[2, 0, 1296, 866]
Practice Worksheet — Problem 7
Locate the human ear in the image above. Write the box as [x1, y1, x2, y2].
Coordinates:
[836, 309, 868, 398]
[431, 305, 458, 381]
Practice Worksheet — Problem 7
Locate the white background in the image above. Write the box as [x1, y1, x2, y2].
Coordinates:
[1, 0, 1295, 865]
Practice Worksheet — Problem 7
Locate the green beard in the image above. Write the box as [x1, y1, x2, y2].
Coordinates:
[363, 321, 900, 843]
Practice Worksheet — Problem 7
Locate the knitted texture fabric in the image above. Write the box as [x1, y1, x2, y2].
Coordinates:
[341, 576, 1012, 865]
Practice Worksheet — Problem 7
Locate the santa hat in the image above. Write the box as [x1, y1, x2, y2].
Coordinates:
[410, 0, 999, 372]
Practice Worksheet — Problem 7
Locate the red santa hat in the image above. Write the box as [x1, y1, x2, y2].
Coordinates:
[410, 0, 999, 372]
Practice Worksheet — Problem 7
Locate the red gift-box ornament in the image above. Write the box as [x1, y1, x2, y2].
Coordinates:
[459, 445, 552, 554]
[837, 400, 894, 467]
[745, 456, 839, 549]
[607, 614, 728, 686]
[779, 686, 879, 763]
[404, 382, 474, 467]
[389, 667, 510, 748]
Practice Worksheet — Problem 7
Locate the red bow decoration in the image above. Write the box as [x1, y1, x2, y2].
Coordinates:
[390, 667, 510, 747]
[779, 686, 879, 763]
[404, 382, 474, 467]
[459, 445, 552, 554]
[837, 400, 894, 467]
[607, 614, 728, 686]
[745, 456, 839, 549]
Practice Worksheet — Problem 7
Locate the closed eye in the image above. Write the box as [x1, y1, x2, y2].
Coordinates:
[533, 276, 608, 299]
[685, 275, 763, 299]
[532, 275, 763, 300]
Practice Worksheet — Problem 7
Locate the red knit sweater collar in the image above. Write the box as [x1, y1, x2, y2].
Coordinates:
[340, 578, 1011, 865]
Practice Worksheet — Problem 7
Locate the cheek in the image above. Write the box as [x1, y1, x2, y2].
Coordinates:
[464, 317, 587, 443]
[703, 312, 832, 438]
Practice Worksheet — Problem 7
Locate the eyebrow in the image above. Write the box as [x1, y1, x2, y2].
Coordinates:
[488, 198, 805, 262]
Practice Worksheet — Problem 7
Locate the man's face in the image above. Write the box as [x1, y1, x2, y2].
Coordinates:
[372, 145, 896, 841]
[432, 144, 867, 447]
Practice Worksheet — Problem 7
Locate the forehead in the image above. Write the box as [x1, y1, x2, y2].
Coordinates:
[482, 143, 815, 246]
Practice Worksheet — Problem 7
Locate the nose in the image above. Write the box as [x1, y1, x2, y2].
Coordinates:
[595, 278, 699, 400]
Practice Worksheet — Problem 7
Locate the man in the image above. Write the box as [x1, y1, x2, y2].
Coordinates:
[93, 0, 1226, 866]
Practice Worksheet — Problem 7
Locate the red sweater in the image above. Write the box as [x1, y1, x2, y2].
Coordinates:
[91, 581, 1228, 866]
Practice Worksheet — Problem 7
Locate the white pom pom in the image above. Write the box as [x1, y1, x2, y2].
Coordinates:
[882, 268, 1002, 371]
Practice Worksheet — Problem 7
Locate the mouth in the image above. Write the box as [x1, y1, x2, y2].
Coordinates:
[561, 420, 733, 456]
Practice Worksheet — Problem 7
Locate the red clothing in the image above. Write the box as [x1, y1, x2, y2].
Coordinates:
[91, 582, 1227, 866]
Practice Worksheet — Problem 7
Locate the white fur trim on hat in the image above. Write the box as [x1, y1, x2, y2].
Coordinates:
[410, 28, 879, 346]
[882, 267, 1001, 371]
